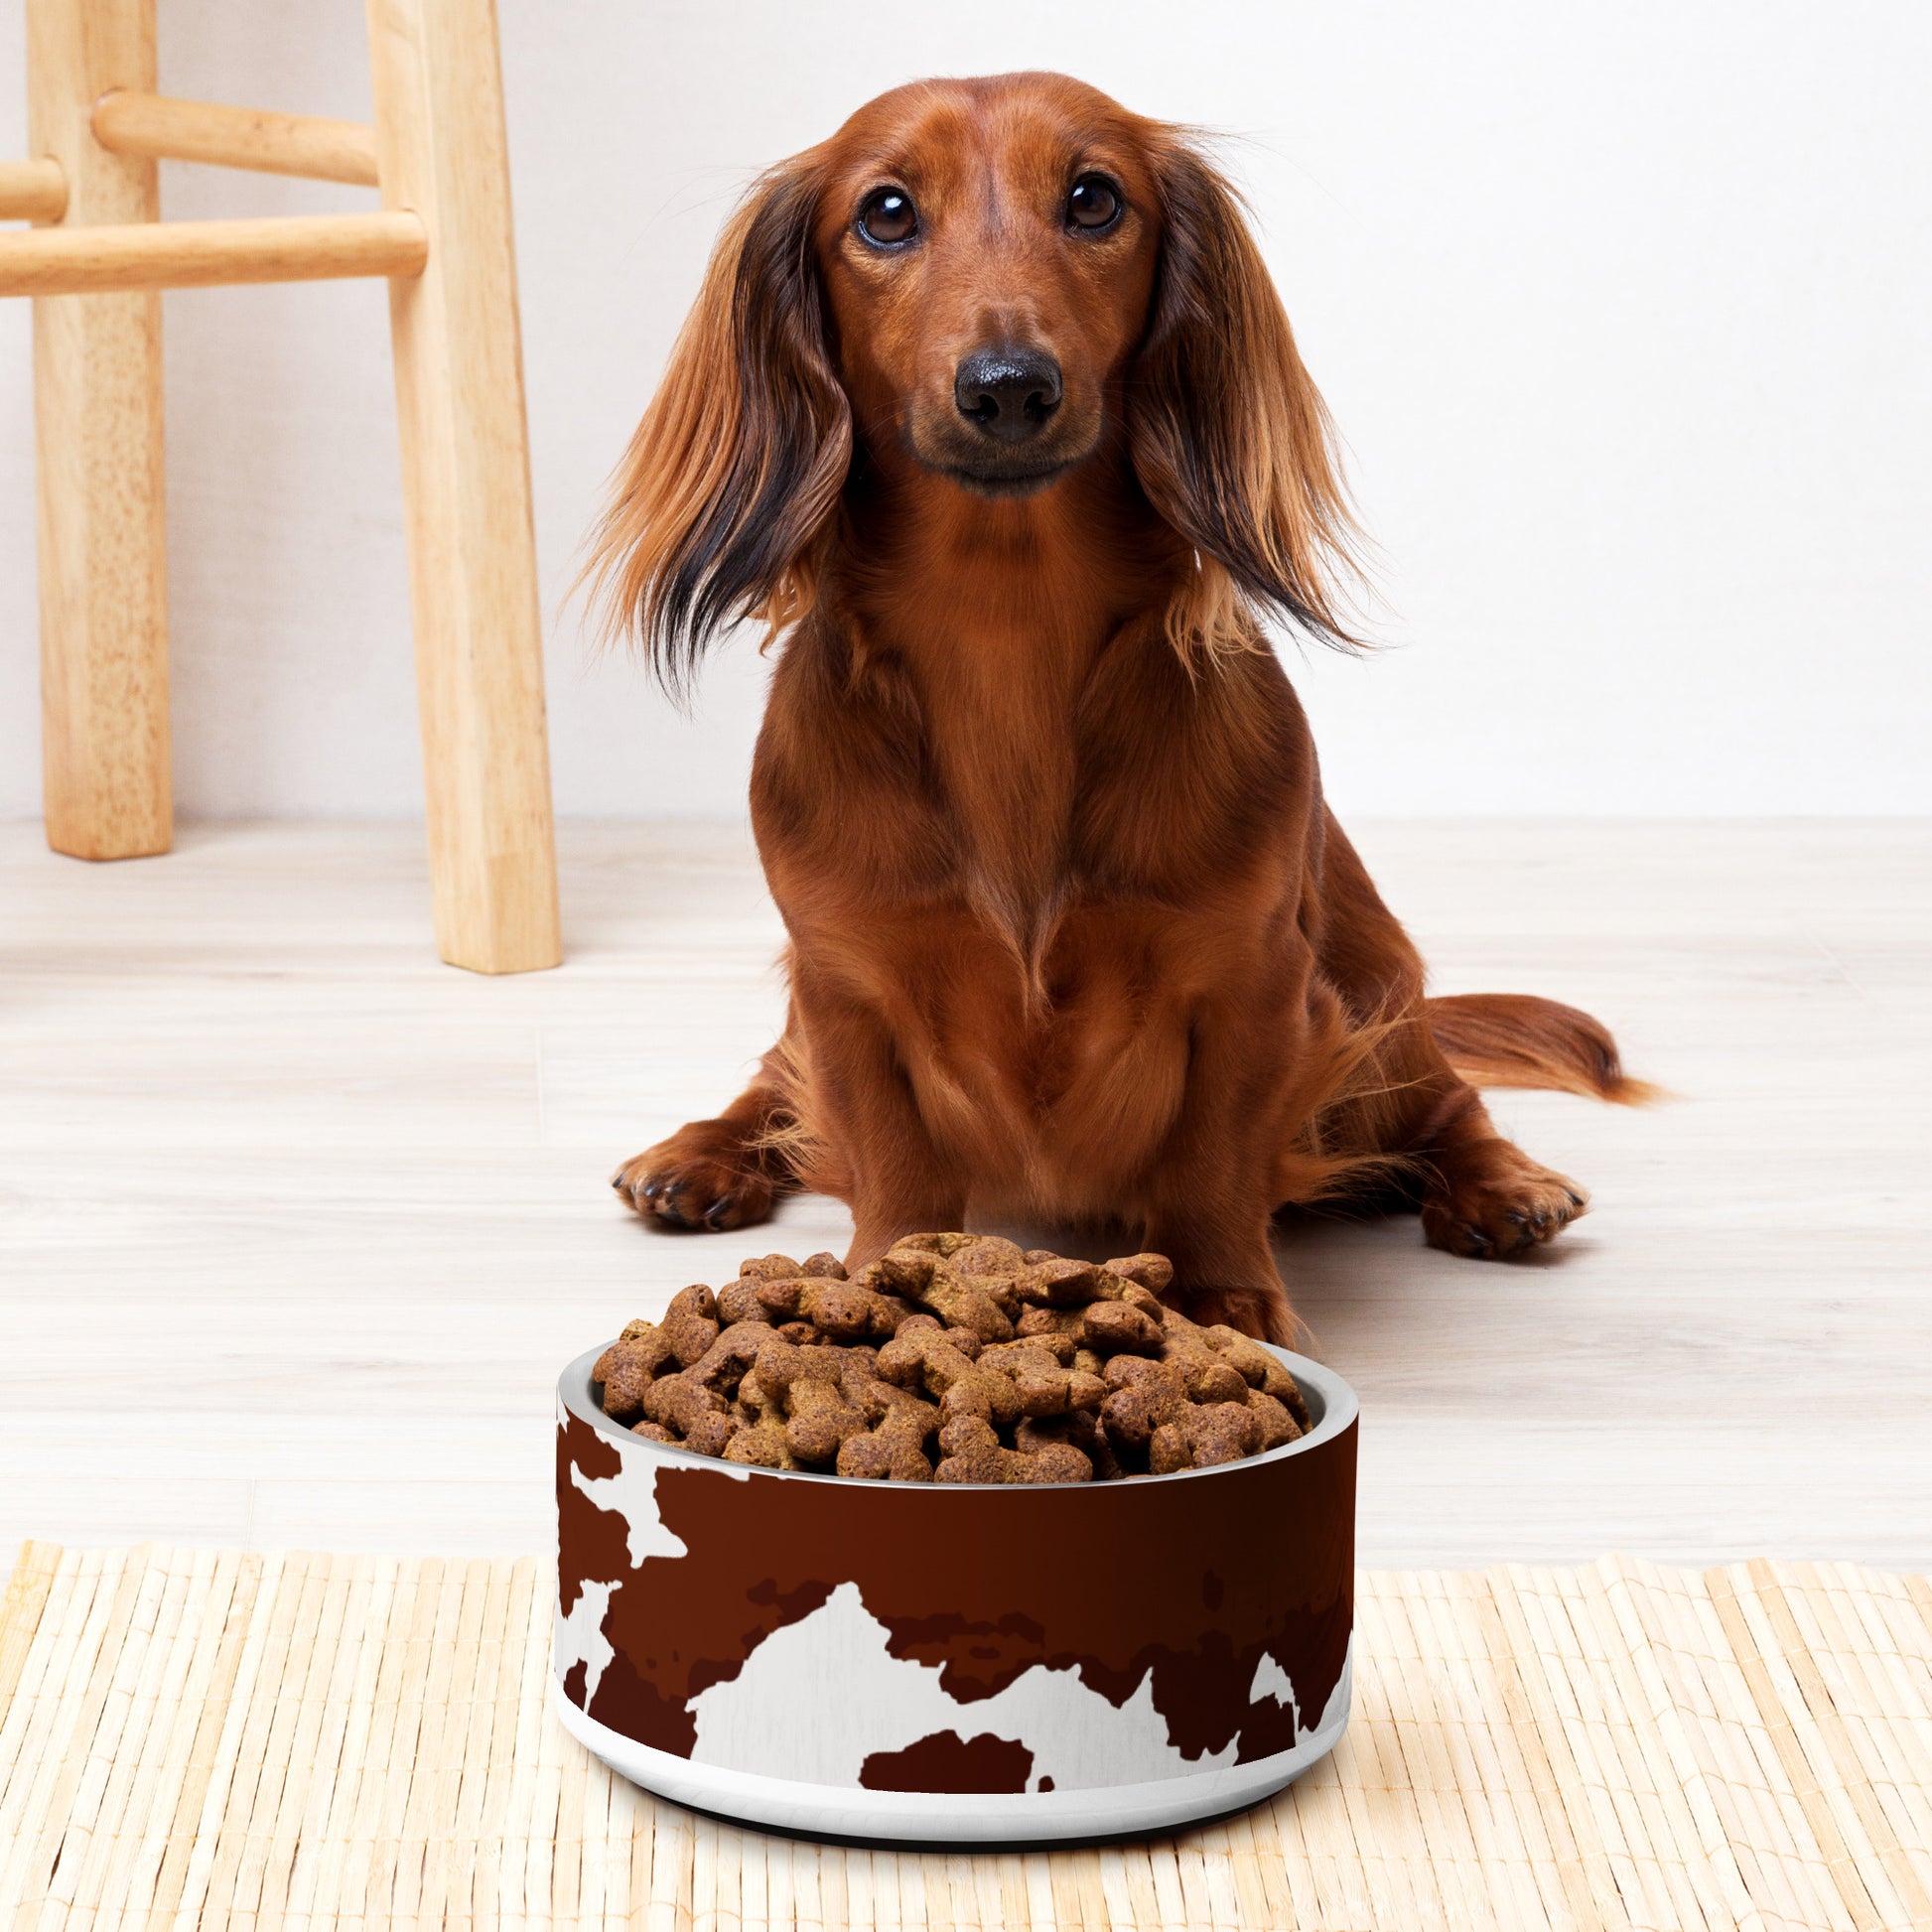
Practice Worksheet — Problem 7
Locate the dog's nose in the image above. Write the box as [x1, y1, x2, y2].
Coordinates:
[953, 346, 1062, 442]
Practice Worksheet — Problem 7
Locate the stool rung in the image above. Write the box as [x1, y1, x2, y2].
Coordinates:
[0, 210, 427, 297]
[92, 91, 379, 189]
[0, 157, 68, 223]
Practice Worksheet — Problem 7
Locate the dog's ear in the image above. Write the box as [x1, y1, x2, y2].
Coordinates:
[586, 155, 851, 697]
[1131, 138, 1361, 655]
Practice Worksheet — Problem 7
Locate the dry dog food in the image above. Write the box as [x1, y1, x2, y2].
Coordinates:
[590, 1234, 1311, 1484]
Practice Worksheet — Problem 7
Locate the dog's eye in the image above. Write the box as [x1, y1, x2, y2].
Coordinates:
[857, 188, 918, 246]
[1066, 175, 1122, 232]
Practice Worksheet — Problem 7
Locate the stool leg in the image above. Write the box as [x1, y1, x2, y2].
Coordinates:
[365, 0, 561, 974]
[29, 0, 170, 861]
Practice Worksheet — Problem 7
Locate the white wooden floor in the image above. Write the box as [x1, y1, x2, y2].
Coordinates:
[2, 819, 1926, 1570]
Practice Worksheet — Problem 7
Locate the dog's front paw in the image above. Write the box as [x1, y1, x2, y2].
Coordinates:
[611, 1134, 775, 1232]
[1421, 1138, 1587, 1259]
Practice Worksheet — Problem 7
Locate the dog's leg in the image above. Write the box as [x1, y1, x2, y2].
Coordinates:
[1137, 999, 1301, 1345]
[612, 1038, 797, 1232]
[1314, 1022, 1591, 1260]
[784, 978, 966, 1273]
[1409, 1083, 1589, 1259]
[1142, 1212, 1296, 1346]
[1307, 813, 1593, 1258]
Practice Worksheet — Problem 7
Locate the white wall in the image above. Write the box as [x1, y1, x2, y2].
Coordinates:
[3, 0, 1927, 819]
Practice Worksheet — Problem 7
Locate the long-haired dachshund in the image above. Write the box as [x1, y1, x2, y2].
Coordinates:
[592, 71, 1648, 1341]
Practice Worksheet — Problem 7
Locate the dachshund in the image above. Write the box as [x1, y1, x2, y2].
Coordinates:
[590, 71, 1649, 1342]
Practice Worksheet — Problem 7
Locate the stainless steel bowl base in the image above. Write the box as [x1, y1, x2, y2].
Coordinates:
[551, 1666, 1351, 1843]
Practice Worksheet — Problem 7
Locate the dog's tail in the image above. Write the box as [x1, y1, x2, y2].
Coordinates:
[1424, 993, 1661, 1105]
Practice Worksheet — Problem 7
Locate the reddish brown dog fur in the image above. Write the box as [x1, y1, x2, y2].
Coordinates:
[591, 72, 1649, 1342]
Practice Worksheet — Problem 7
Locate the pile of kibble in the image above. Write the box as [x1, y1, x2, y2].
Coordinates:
[591, 1233, 1310, 1483]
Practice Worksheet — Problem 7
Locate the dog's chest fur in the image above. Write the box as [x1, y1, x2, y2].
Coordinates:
[753, 602, 1320, 1198]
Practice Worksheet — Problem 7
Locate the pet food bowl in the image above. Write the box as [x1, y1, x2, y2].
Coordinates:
[553, 1341, 1357, 1844]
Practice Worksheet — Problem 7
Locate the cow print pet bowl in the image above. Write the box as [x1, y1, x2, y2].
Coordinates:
[554, 1341, 1357, 1844]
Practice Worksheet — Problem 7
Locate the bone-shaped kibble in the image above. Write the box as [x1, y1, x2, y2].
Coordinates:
[849, 1371, 933, 1427]
[1158, 1306, 1261, 1404]
[1015, 1305, 1084, 1341]
[754, 1336, 870, 1465]
[934, 1415, 1093, 1484]
[724, 1416, 798, 1469]
[835, 1346, 891, 1411]
[1014, 1258, 1124, 1307]
[685, 1323, 771, 1395]
[976, 1339, 1107, 1417]
[755, 1276, 872, 1337]
[946, 1234, 1027, 1278]
[587, 1237, 1292, 1481]
[1201, 1324, 1311, 1427]
[893, 1313, 987, 1359]
[715, 1277, 775, 1325]
[866, 1251, 1015, 1340]
[982, 1331, 1075, 1369]
[876, 1327, 1024, 1428]
[927, 1238, 1028, 1318]
[1103, 1253, 1175, 1294]
[755, 1275, 915, 1341]
[837, 1394, 937, 1480]
[1015, 1408, 1123, 1480]
[1150, 1400, 1264, 1472]
[1185, 1358, 1253, 1405]
[681, 1409, 739, 1458]
[1098, 1357, 1190, 1453]
[887, 1232, 978, 1259]
[593, 1326, 676, 1421]
[734, 1366, 779, 1421]
[1079, 1302, 1164, 1356]
[660, 1284, 721, 1366]
[1246, 1388, 1303, 1450]
[737, 1253, 802, 1280]
[640, 1369, 732, 1445]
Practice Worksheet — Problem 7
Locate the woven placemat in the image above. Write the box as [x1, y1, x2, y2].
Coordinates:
[2, 1544, 1929, 1929]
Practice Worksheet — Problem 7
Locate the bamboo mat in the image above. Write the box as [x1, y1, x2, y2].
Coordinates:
[3, 1546, 1931, 1930]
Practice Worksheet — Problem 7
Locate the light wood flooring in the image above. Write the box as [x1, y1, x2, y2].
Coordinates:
[2, 819, 1926, 1568]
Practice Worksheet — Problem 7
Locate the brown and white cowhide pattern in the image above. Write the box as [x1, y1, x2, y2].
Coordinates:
[555, 1399, 1354, 1797]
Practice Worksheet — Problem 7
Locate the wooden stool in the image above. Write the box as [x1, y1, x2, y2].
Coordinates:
[0, 0, 561, 974]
